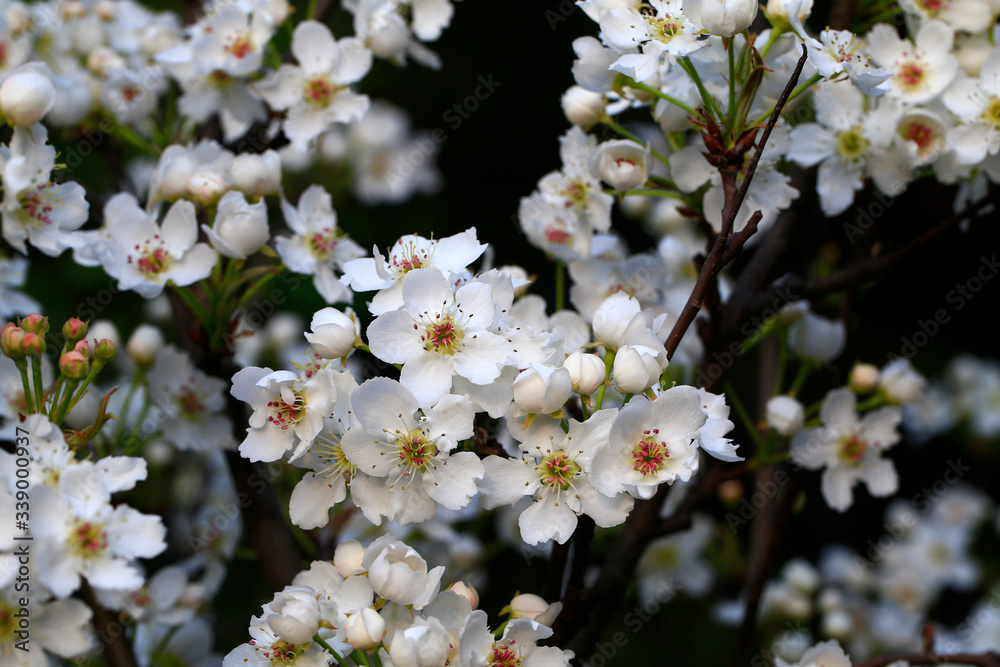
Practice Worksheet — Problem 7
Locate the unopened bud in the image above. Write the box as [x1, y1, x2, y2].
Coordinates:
[60, 350, 89, 380]
[849, 363, 880, 393]
[344, 608, 385, 650]
[20, 313, 48, 335]
[63, 317, 88, 343]
[21, 332, 44, 356]
[0, 64, 56, 127]
[1, 323, 26, 358]
[508, 593, 549, 620]
[448, 582, 479, 609]
[94, 338, 116, 362]
[561, 85, 606, 129]
[74, 340, 90, 357]
[126, 324, 164, 366]
[333, 540, 366, 577]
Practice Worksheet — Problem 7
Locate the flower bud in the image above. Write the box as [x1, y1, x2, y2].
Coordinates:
[879, 358, 926, 404]
[508, 593, 549, 620]
[202, 191, 269, 259]
[0, 63, 56, 127]
[187, 168, 229, 206]
[74, 340, 90, 357]
[448, 582, 479, 609]
[94, 338, 116, 363]
[589, 139, 651, 192]
[564, 350, 606, 396]
[1, 323, 26, 358]
[60, 350, 89, 380]
[786, 307, 844, 363]
[612, 344, 663, 393]
[389, 620, 449, 667]
[63, 317, 88, 343]
[848, 362, 879, 393]
[229, 150, 282, 198]
[561, 85, 605, 129]
[305, 307, 360, 359]
[266, 586, 321, 645]
[21, 332, 44, 356]
[126, 324, 164, 366]
[512, 363, 573, 414]
[334, 540, 366, 577]
[20, 313, 48, 335]
[766, 395, 804, 436]
[685, 0, 759, 37]
[345, 608, 386, 650]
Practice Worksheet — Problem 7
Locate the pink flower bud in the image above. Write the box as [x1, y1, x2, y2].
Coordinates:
[448, 582, 479, 609]
[74, 340, 90, 357]
[1, 323, 26, 358]
[63, 317, 88, 343]
[60, 350, 89, 380]
[20, 313, 48, 335]
[21, 333, 44, 357]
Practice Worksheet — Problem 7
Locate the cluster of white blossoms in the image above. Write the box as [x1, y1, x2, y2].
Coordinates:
[223, 536, 573, 667]
[229, 229, 741, 543]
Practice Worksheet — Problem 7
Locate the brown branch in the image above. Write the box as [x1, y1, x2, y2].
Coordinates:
[738, 192, 997, 329]
[80, 581, 138, 667]
[663, 44, 808, 360]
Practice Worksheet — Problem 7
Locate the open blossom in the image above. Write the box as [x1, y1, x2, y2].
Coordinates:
[478, 411, 634, 545]
[1, 124, 89, 257]
[597, 0, 707, 81]
[230, 365, 337, 463]
[276, 185, 366, 304]
[590, 386, 707, 499]
[96, 194, 217, 298]
[944, 48, 1000, 165]
[341, 227, 487, 315]
[790, 388, 902, 512]
[33, 462, 166, 598]
[865, 20, 958, 104]
[256, 20, 372, 150]
[786, 81, 908, 216]
[340, 378, 485, 525]
[366, 269, 511, 408]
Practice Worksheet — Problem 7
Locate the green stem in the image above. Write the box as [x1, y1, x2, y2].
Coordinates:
[774, 338, 788, 397]
[757, 25, 786, 61]
[610, 188, 686, 200]
[593, 349, 616, 412]
[313, 635, 347, 667]
[172, 285, 211, 324]
[307, 0, 317, 19]
[751, 73, 821, 126]
[351, 650, 372, 667]
[554, 260, 565, 312]
[110, 120, 161, 156]
[727, 37, 736, 145]
[53, 380, 79, 425]
[627, 80, 698, 117]
[678, 56, 724, 127]
[113, 367, 145, 445]
[787, 362, 811, 398]
[723, 382, 765, 451]
[30, 355, 45, 414]
[14, 359, 35, 414]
